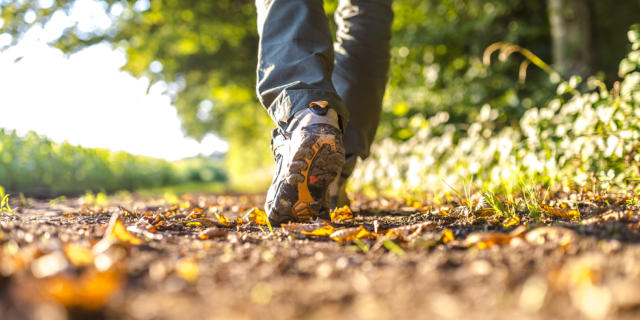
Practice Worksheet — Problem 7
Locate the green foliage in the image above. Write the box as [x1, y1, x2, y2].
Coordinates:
[0, 130, 227, 196]
[1, 192, 12, 213]
[351, 26, 640, 195]
[1, 0, 639, 187]
[520, 184, 544, 219]
[482, 191, 515, 218]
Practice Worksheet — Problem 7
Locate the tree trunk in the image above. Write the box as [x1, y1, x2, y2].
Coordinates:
[547, 0, 595, 78]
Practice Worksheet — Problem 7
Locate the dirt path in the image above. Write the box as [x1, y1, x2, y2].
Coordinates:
[1, 192, 640, 320]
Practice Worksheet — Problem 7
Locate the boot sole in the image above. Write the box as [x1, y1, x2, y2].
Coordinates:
[268, 124, 344, 225]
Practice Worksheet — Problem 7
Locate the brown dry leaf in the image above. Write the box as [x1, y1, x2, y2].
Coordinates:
[441, 228, 455, 243]
[464, 232, 512, 249]
[43, 269, 123, 310]
[540, 204, 580, 219]
[330, 226, 376, 242]
[385, 221, 436, 239]
[242, 207, 269, 225]
[525, 226, 577, 249]
[330, 205, 353, 222]
[474, 207, 494, 218]
[64, 243, 94, 267]
[198, 227, 228, 240]
[502, 215, 520, 227]
[176, 259, 199, 282]
[581, 209, 626, 224]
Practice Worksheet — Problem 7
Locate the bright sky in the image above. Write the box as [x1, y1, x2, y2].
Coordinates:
[0, 0, 229, 161]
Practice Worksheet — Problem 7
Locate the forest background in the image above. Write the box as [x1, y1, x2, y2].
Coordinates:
[1, 0, 639, 196]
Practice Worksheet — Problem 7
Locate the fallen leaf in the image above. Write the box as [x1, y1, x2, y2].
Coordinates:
[503, 215, 520, 227]
[282, 222, 333, 234]
[190, 218, 218, 227]
[242, 207, 269, 225]
[330, 205, 353, 222]
[217, 213, 232, 226]
[385, 221, 436, 239]
[441, 228, 455, 243]
[540, 204, 580, 219]
[301, 225, 335, 237]
[474, 207, 495, 218]
[198, 227, 228, 239]
[43, 269, 123, 310]
[525, 226, 577, 249]
[464, 232, 512, 249]
[105, 212, 141, 245]
[64, 243, 94, 267]
[331, 226, 376, 242]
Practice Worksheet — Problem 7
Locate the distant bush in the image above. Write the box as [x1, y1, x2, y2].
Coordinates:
[351, 26, 640, 195]
[0, 130, 227, 196]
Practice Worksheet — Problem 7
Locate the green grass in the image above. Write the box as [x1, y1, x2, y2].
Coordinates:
[482, 191, 517, 218]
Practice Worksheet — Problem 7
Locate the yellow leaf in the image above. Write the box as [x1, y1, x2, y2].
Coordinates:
[463, 232, 512, 249]
[217, 213, 232, 226]
[502, 216, 520, 227]
[301, 224, 335, 237]
[242, 207, 269, 225]
[176, 259, 199, 282]
[330, 205, 353, 222]
[64, 243, 94, 267]
[44, 270, 122, 310]
[540, 204, 580, 219]
[330, 226, 376, 242]
[441, 228, 455, 243]
[111, 219, 142, 245]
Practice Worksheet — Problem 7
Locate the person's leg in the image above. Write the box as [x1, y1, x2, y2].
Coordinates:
[256, 0, 347, 224]
[256, 0, 348, 130]
[330, 0, 393, 206]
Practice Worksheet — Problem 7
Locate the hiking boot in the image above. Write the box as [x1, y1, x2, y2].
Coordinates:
[265, 101, 345, 225]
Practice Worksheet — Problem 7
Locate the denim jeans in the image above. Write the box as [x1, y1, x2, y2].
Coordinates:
[256, 0, 393, 179]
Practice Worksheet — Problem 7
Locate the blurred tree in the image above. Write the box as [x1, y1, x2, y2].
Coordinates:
[547, 0, 595, 78]
[1, 0, 638, 186]
[1, 0, 273, 187]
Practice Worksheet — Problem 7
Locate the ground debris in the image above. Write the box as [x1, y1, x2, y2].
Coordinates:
[0, 191, 638, 320]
